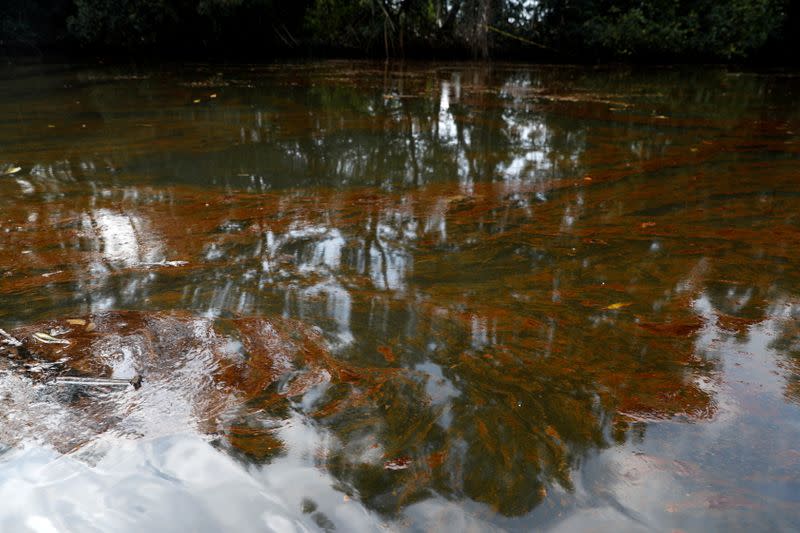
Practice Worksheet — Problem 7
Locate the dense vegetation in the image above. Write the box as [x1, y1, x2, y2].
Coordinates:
[1, 0, 797, 62]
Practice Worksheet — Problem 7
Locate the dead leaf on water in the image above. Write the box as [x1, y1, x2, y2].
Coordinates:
[427, 451, 446, 469]
[605, 302, 632, 310]
[85, 322, 96, 332]
[32, 332, 70, 345]
[3, 166, 21, 175]
[544, 425, 561, 440]
[66, 319, 87, 326]
[377, 345, 395, 363]
[384, 457, 412, 470]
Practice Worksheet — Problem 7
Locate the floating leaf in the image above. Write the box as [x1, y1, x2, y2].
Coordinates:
[544, 425, 561, 440]
[605, 302, 632, 310]
[66, 319, 87, 326]
[3, 166, 21, 175]
[32, 332, 70, 345]
[377, 345, 395, 363]
[427, 451, 446, 469]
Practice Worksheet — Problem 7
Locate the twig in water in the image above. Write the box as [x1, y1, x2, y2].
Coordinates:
[0, 328, 22, 347]
[52, 374, 143, 390]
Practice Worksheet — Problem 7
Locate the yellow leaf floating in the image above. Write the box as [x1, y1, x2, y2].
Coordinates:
[605, 302, 632, 310]
[3, 166, 21, 175]
[32, 332, 70, 345]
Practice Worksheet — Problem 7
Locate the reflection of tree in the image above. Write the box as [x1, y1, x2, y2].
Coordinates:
[0, 171, 723, 519]
[305, 219, 718, 515]
[1, 63, 798, 519]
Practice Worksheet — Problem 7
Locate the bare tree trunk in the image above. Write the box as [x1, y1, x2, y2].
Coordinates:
[473, 0, 491, 60]
[384, 18, 389, 59]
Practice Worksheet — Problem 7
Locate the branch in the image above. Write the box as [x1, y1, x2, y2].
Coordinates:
[486, 25, 557, 51]
[374, 0, 397, 31]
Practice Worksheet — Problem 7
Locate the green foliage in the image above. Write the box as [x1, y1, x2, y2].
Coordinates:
[537, 0, 787, 60]
[0, 10, 36, 50]
[68, 0, 179, 48]
[0, 0, 795, 61]
[0, 0, 70, 52]
[63, 0, 304, 52]
[582, 2, 694, 57]
[304, 0, 381, 51]
[699, 0, 785, 58]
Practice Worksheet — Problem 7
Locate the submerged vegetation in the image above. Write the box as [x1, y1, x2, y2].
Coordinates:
[0, 0, 797, 62]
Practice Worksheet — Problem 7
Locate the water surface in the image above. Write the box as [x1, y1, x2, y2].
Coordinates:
[1, 62, 799, 531]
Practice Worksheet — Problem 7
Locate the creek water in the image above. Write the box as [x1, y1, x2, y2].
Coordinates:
[0, 62, 799, 531]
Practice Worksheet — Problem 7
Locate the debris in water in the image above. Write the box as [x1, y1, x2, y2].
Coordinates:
[0, 328, 23, 347]
[129, 374, 143, 389]
[32, 332, 70, 345]
[605, 302, 632, 310]
[141, 260, 189, 268]
[85, 322, 96, 332]
[2, 166, 21, 175]
[377, 345, 395, 363]
[52, 374, 143, 389]
[384, 457, 412, 470]
[66, 319, 87, 326]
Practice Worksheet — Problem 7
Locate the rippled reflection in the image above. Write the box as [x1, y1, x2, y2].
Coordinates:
[0, 63, 799, 530]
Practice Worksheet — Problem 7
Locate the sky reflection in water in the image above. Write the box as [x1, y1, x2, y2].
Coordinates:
[0, 62, 799, 531]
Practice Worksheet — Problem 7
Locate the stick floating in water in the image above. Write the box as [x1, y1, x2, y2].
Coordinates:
[53, 374, 143, 389]
[0, 328, 23, 347]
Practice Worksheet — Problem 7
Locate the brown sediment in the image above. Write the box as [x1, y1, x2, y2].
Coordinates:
[637, 319, 704, 337]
